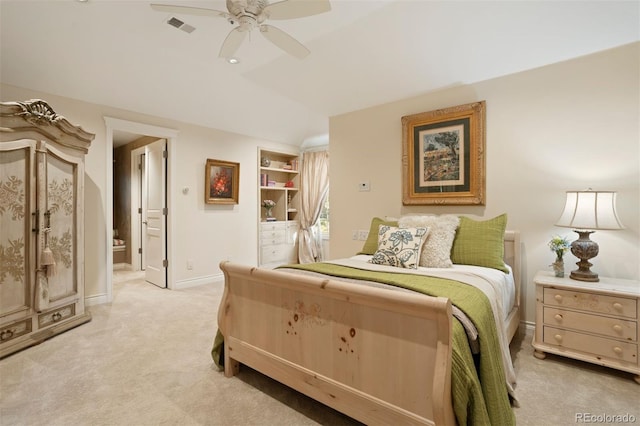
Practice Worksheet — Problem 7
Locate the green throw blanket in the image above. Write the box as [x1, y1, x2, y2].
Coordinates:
[212, 262, 515, 426]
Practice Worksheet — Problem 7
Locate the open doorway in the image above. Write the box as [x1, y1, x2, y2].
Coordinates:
[113, 136, 167, 289]
[105, 117, 177, 302]
[112, 132, 141, 272]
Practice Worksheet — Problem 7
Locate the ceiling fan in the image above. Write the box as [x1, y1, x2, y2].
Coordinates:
[151, 0, 331, 60]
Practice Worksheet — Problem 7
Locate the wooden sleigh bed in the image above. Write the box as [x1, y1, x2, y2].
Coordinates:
[214, 228, 521, 426]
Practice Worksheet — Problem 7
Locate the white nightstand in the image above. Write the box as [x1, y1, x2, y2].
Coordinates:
[532, 270, 640, 384]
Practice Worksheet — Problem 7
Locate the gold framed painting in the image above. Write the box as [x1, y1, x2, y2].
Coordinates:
[402, 101, 486, 205]
[205, 159, 240, 204]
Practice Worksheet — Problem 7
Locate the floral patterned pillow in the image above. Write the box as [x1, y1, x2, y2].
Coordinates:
[369, 225, 429, 269]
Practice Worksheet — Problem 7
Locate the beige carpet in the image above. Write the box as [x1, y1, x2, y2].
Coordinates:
[1, 270, 638, 425]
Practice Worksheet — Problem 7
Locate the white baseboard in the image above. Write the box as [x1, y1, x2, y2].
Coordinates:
[173, 273, 224, 290]
[113, 263, 132, 271]
[85, 293, 110, 306]
[85, 274, 223, 305]
[522, 320, 535, 333]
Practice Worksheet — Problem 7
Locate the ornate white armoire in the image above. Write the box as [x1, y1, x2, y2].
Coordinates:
[0, 100, 94, 358]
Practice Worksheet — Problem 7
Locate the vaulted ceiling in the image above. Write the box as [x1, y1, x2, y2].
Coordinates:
[1, 1, 638, 146]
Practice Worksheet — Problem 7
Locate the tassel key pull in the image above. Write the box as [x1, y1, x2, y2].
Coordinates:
[40, 210, 56, 277]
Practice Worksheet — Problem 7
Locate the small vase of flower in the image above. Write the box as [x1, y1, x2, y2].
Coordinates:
[262, 199, 276, 221]
[548, 235, 571, 277]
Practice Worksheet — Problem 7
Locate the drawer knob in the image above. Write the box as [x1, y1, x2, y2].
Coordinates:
[612, 302, 623, 311]
[613, 346, 623, 355]
[0, 330, 14, 341]
[612, 324, 623, 333]
[52, 312, 62, 322]
[554, 314, 563, 322]
[554, 334, 563, 342]
[554, 294, 563, 302]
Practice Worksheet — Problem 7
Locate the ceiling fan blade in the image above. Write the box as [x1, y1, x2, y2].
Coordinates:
[259, 24, 310, 59]
[150, 3, 230, 19]
[219, 27, 249, 58]
[264, 0, 331, 20]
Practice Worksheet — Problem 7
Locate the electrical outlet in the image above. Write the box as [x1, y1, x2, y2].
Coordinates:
[352, 230, 359, 240]
[358, 230, 369, 241]
[187, 259, 193, 270]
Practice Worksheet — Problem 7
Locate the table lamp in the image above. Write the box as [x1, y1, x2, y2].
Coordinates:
[555, 189, 624, 282]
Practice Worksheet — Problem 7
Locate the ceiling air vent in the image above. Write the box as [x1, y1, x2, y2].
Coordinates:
[167, 17, 196, 34]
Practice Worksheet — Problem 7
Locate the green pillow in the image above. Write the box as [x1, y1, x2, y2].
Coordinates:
[450, 214, 508, 272]
[358, 217, 398, 255]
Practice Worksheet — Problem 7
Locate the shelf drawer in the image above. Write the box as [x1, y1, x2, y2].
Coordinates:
[260, 222, 286, 233]
[286, 223, 298, 243]
[543, 326, 638, 365]
[543, 287, 637, 319]
[0, 318, 32, 343]
[261, 245, 288, 264]
[543, 307, 637, 341]
[38, 303, 76, 328]
[261, 234, 286, 246]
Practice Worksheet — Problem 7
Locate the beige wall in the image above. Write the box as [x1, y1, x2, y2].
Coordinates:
[3, 42, 637, 323]
[329, 43, 639, 325]
[1, 83, 298, 302]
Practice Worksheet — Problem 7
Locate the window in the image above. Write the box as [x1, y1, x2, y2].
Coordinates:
[317, 193, 329, 239]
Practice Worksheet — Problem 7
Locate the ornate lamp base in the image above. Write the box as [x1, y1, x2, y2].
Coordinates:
[569, 230, 599, 282]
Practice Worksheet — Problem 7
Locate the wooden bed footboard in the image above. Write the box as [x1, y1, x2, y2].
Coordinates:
[218, 262, 456, 425]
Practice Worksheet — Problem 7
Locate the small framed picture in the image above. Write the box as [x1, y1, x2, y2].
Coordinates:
[205, 159, 239, 204]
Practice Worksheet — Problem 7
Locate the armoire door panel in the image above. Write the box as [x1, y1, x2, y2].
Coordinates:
[45, 151, 78, 301]
[0, 144, 34, 319]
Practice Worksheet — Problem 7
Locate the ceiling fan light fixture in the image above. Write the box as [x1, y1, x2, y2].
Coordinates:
[151, 0, 331, 60]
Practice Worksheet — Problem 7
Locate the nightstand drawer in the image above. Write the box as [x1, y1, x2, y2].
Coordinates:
[543, 307, 637, 341]
[543, 287, 637, 319]
[543, 326, 638, 365]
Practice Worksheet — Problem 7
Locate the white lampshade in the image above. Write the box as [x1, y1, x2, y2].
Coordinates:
[556, 190, 624, 230]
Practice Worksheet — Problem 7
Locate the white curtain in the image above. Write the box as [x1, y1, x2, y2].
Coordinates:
[297, 150, 329, 263]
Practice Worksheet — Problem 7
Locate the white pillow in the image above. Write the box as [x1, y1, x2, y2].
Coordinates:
[369, 225, 429, 269]
[398, 215, 460, 268]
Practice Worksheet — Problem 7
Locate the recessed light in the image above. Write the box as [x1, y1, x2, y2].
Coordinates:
[227, 58, 239, 64]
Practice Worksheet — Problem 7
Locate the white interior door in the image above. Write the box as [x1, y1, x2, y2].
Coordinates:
[144, 139, 166, 288]
[139, 152, 147, 271]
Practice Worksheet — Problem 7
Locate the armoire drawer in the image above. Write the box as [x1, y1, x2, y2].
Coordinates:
[543, 307, 637, 341]
[543, 287, 637, 319]
[543, 326, 638, 365]
[0, 319, 33, 343]
[38, 304, 76, 328]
